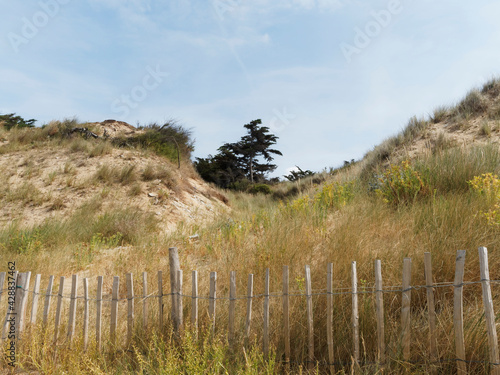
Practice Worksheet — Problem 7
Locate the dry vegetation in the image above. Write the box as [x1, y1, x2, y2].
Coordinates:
[2, 79, 500, 374]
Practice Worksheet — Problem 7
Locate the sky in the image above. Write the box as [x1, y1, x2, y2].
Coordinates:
[2, 0, 500, 178]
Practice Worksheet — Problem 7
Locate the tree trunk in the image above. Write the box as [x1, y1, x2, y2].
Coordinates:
[249, 157, 254, 183]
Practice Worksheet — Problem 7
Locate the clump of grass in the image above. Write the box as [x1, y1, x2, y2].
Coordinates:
[94, 164, 137, 185]
[118, 164, 137, 184]
[49, 196, 66, 211]
[481, 77, 500, 97]
[488, 105, 500, 120]
[128, 182, 142, 196]
[431, 106, 449, 123]
[63, 161, 76, 175]
[69, 137, 91, 153]
[479, 121, 492, 137]
[432, 132, 454, 153]
[6, 183, 44, 206]
[453, 89, 488, 117]
[94, 164, 117, 184]
[402, 116, 429, 141]
[141, 163, 171, 181]
[45, 170, 58, 185]
[88, 140, 113, 157]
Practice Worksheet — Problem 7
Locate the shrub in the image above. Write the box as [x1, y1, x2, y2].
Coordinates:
[376, 160, 430, 205]
[468, 173, 500, 200]
[248, 183, 272, 195]
[468, 173, 500, 226]
[0, 227, 45, 254]
[114, 121, 194, 164]
[314, 181, 355, 210]
[0, 113, 36, 130]
[284, 166, 314, 182]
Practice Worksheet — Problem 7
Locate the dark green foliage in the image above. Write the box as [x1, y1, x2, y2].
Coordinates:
[248, 183, 272, 195]
[0, 113, 36, 130]
[284, 166, 314, 182]
[233, 119, 283, 182]
[195, 119, 282, 189]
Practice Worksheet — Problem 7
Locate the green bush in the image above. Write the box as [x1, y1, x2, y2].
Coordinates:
[248, 183, 272, 195]
[376, 160, 430, 205]
[114, 121, 194, 164]
[314, 180, 355, 210]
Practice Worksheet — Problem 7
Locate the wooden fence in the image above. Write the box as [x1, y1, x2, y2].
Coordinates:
[1, 247, 500, 373]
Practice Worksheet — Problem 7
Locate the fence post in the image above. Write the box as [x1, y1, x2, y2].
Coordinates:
[246, 273, 254, 345]
[67, 274, 78, 346]
[327, 263, 335, 374]
[282, 266, 290, 368]
[14, 273, 29, 339]
[352, 261, 360, 367]
[126, 273, 134, 347]
[192, 270, 198, 335]
[96, 276, 103, 352]
[30, 274, 42, 325]
[454, 250, 467, 375]
[0, 272, 5, 306]
[54, 276, 65, 344]
[18, 272, 31, 338]
[424, 252, 438, 366]
[169, 247, 180, 332]
[305, 265, 314, 369]
[209, 272, 217, 330]
[142, 272, 148, 331]
[111, 276, 119, 347]
[228, 271, 236, 347]
[83, 278, 89, 352]
[177, 269, 183, 333]
[375, 259, 385, 365]
[43, 275, 54, 328]
[263, 268, 270, 360]
[401, 258, 412, 361]
[479, 247, 500, 375]
[158, 271, 164, 331]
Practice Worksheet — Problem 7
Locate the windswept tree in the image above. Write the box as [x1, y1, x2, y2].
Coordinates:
[0, 113, 36, 130]
[233, 119, 282, 183]
[195, 119, 282, 188]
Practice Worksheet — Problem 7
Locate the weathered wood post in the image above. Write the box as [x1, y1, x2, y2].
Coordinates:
[454, 250, 467, 375]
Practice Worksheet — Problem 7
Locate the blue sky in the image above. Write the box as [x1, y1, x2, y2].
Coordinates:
[2, 0, 500, 177]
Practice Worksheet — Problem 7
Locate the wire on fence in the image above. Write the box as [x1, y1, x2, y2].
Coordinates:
[1, 279, 499, 303]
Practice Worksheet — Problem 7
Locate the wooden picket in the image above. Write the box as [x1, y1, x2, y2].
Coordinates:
[2, 247, 500, 372]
